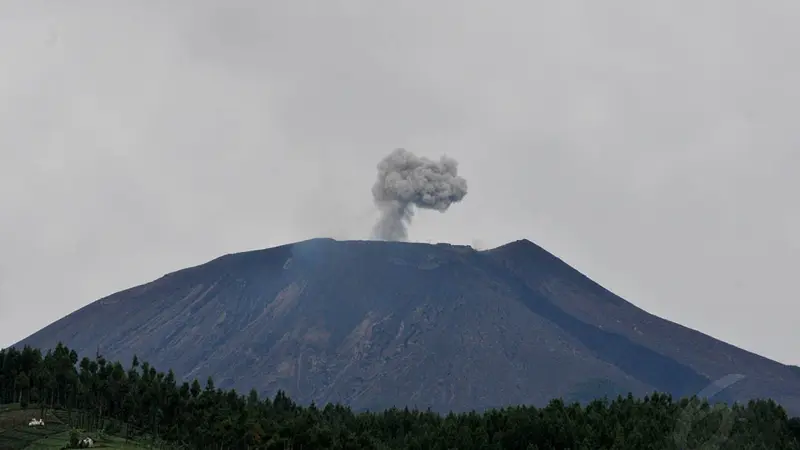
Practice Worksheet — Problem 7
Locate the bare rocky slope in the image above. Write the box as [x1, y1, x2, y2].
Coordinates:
[12, 238, 800, 414]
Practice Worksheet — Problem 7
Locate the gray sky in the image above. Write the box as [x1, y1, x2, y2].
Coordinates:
[1, 1, 798, 365]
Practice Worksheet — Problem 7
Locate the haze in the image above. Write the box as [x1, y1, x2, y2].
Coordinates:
[1, 1, 798, 365]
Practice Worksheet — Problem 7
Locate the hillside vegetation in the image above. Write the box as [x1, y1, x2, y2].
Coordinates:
[1, 343, 799, 449]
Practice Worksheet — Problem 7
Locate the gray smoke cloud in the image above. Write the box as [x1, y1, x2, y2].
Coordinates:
[371, 148, 468, 241]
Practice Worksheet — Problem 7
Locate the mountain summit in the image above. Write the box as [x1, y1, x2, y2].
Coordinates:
[13, 238, 800, 414]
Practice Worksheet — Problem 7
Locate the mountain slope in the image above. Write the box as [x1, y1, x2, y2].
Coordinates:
[12, 238, 800, 414]
[487, 239, 800, 411]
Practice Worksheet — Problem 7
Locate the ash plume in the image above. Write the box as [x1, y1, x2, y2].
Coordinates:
[371, 148, 468, 241]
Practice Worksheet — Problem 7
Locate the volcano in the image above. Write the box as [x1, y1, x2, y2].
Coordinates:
[12, 238, 800, 414]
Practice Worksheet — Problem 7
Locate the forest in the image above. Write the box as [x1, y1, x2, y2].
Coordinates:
[1, 343, 799, 449]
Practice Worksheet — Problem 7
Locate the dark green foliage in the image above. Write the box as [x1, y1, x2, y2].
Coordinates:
[0, 342, 798, 449]
[69, 428, 79, 448]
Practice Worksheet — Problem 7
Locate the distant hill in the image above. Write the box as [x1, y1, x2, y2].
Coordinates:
[12, 238, 800, 414]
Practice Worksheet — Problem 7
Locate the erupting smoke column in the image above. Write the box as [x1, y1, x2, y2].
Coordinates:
[371, 148, 468, 241]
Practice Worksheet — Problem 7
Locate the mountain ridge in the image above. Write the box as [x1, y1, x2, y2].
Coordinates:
[12, 238, 800, 414]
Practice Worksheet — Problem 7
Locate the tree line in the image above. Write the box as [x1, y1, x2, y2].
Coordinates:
[1, 343, 799, 449]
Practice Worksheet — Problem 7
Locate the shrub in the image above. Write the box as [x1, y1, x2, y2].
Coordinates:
[69, 428, 79, 448]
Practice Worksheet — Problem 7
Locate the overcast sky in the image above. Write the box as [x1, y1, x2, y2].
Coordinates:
[1, 1, 798, 365]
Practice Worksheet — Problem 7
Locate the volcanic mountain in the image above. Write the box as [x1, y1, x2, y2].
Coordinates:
[12, 238, 800, 414]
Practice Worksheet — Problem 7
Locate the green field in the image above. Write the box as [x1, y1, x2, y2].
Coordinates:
[0, 404, 154, 449]
[0, 404, 67, 449]
[20, 430, 70, 449]
[24, 431, 152, 449]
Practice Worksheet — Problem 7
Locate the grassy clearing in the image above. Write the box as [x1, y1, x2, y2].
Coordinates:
[0, 405, 68, 449]
[0, 426, 68, 449]
[0, 403, 23, 431]
[23, 431, 153, 449]
[0, 404, 166, 449]
[20, 430, 69, 449]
